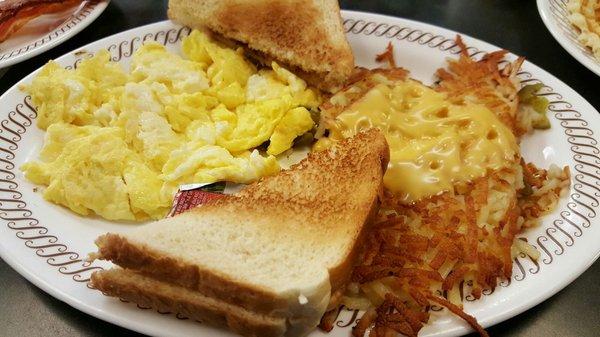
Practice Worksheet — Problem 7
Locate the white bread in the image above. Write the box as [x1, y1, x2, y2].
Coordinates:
[167, 0, 355, 92]
[90, 129, 389, 337]
[93, 268, 287, 336]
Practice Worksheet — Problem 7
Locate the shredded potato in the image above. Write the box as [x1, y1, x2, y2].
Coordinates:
[375, 42, 397, 68]
[435, 36, 524, 135]
[320, 37, 571, 337]
[341, 296, 373, 311]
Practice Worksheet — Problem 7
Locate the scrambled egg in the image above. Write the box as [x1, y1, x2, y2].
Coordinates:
[21, 30, 319, 221]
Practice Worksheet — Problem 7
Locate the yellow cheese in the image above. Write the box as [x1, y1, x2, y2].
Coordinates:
[324, 80, 519, 203]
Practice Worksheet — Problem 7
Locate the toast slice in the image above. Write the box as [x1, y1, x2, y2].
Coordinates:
[167, 0, 355, 93]
[93, 268, 287, 336]
[90, 129, 389, 337]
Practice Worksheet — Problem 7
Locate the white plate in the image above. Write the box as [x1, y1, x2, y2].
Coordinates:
[0, 0, 109, 69]
[0, 11, 599, 337]
[537, 0, 600, 76]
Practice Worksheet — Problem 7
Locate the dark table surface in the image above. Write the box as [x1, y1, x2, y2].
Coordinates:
[1, 1, 599, 336]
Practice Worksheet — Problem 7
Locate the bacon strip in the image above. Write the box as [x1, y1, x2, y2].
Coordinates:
[0, 0, 84, 43]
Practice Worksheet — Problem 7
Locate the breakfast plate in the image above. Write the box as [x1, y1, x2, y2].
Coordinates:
[1, 10, 600, 337]
[537, 0, 600, 76]
[0, 0, 110, 69]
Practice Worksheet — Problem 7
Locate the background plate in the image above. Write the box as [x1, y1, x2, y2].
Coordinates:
[0, 11, 599, 337]
[537, 0, 600, 76]
[0, 0, 109, 69]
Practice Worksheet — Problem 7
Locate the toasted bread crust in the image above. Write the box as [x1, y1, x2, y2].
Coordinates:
[92, 129, 390, 336]
[226, 36, 353, 93]
[168, 0, 355, 92]
[325, 191, 381, 310]
[203, 129, 389, 305]
[94, 130, 389, 315]
[95, 233, 288, 316]
[91, 268, 286, 337]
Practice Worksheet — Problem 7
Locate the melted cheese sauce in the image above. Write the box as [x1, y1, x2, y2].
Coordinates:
[319, 80, 519, 203]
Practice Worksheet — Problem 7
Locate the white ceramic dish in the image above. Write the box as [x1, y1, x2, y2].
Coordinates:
[537, 0, 600, 76]
[0, 0, 109, 69]
[0, 11, 599, 337]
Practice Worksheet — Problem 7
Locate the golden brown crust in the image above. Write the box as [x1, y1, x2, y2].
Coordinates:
[239, 40, 355, 93]
[92, 129, 390, 335]
[95, 233, 288, 316]
[91, 269, 286, 337]
[214, 0, 353, 87]
[325, 190, 382, 310]
[168, 0, 355, 92]
[95, 130, 389, 314]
